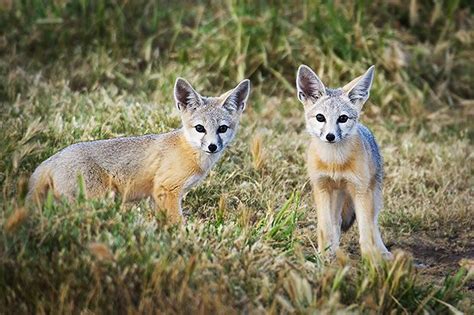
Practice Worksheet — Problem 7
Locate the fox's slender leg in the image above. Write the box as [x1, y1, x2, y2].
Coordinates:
[352, 190, 375, 255]
[153, 187, 183, 225]
[331, 189, 346, 242]
[313, 186, 340, 256]
[372, 185, 391, 257]
[352, 188, 390, 258]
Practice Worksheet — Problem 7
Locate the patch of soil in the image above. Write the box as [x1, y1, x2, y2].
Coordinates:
[395, 233, 474, 290]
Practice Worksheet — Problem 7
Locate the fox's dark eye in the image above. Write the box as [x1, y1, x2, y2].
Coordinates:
[316, 114, 326, 122]
[337, 115, 349, 123]
[195, 124, 206, 133]
[217, 125, 228, 133]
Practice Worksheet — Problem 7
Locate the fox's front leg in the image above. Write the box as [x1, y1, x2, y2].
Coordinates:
[352, 188, 390, 259]
[152, 186, 183, 225]
[313, 186, 340, 257]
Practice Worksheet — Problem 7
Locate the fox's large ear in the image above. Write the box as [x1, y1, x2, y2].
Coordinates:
[296, 65, 326, 104]
[174, 77, 202, 111]
[342, 66, 375, 110]
[223, 79, 251, 112]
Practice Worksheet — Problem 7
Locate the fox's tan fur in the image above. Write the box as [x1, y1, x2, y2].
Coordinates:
[297, 65, 391, 259]
[28, 78, 251, 224]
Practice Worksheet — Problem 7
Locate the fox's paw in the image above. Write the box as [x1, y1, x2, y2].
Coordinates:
[180, 208, 191, 224]
[319, 246, 338, 263]
[361, 248, 393, 262]
[381, 251, 393, 261]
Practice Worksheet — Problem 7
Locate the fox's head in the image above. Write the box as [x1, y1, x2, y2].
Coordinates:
[296, 65, 375, 144]
[174, 78, 250, 154]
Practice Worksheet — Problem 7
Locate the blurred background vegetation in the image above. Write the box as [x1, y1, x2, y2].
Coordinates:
[1, 0, 472, 120]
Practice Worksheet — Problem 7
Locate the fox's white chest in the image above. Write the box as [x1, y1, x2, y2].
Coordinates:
[308, 138, 365, 187]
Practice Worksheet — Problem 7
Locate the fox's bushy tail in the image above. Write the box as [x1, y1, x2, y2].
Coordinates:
[341, 198, 356, 232]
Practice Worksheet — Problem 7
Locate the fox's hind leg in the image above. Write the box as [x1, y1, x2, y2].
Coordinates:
[27, 166, 56, 206]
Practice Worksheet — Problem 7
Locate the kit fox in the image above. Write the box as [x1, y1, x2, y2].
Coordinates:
[296, 64, 391, 259]
[28, 78, 251, 224]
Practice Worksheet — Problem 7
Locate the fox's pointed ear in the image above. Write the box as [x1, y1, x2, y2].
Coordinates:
[296, 65, 326, 104]
[223, 79, 251, 112]
[343, 66, 375, 110]
[174, 77, 202, 111]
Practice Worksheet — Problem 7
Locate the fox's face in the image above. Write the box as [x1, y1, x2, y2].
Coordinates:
[296, 65, 375, 144]
[174, 78, 250, 154]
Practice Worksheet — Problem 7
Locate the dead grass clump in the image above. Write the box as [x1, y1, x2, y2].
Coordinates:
[250, 133, 267, 172]
[4, 207, 28, 233]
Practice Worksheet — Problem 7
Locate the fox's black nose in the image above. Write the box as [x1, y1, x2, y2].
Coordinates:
[208, 144, 217, 152]
[326, 133, 335, 142]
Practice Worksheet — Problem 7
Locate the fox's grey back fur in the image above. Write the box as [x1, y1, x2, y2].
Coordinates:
[29, 133, 174, 200]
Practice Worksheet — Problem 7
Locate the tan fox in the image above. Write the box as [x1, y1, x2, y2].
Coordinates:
[28, 78, 251, 224]
[296, 65, 391, 259]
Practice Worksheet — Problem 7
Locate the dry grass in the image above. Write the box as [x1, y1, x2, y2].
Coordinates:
[0, 0, 473, 313]
[250, 133, 267, 172]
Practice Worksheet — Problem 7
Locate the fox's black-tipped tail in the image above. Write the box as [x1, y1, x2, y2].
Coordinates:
[341, 200, 356, 232]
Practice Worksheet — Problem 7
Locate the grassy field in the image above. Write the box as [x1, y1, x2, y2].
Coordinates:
[1, 0, 473, 313]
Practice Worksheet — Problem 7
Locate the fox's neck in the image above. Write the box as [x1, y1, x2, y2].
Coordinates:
[311, 132, 361, 165]
[177, 129, 222, 172]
